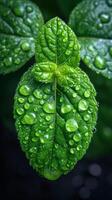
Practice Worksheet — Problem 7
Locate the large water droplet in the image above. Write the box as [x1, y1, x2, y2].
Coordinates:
[61, 104, 72, 114]
[73, 133, 81, 142]
[66, 118, 78, 132]
[100, 13, 110, 23]
[21, 42, 30, 51]
[22, 113, 36, 125]
[94, 56, 106, 69]
[78, 100, 88, 111]
[43, 102, 55, 114]
[19, 85, 30, 96]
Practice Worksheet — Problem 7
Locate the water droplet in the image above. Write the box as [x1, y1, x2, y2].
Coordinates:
[13, 6, 24, 17]
[83, 114, 90, 121]
[32, 138, 37, 142]
[76, 85, 80, 91]
[78, 100, 88, 111]
[73, 133, 81, 142]
[77, 145, 82, 151]
[100, 13, 110, 23]
[28, 96, 34, 103]
[84, 90, 90, 98]
[4, 57, 12, 66]
[70, 148, 75, 154]
[35, 132, 40, 137]
[19, 85, 30, 96]
[61, 104, 72, 114]
[29, 147, 37, 153]
[40, 100, 44, 105]
[65, 50, 71, 55]
[40, 137, 45, 144]
[60, 97, 64, 102]
[73, 92, 77, 98]
[44, 87, 51, 94]
[97, 23, 103, 29]
[21, 42, 30, 51]
[14, 58, 21, 65]
[55, 144, 59, 149]
[18, 97, 25, 104]
[26, 6, 33, 13]
[16, 107, 24, 115]
[69, 140, 74, 146]
[46, 115, 52, 121]
[94, 56, 106, 69]
[49, 124, 54, 129]
[85, 132, 89, 137]
[33, 89, 42, 99]
[24, 103, 30, 110]
[66, 119, 78, 132]
[22, 113, 36, 125]
[43, 102, 55, 114]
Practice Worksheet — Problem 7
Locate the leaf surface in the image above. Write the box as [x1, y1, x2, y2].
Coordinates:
[14, 18, 97, 180]
[0, 0, 44, 74]
[69, 0, 112, 79]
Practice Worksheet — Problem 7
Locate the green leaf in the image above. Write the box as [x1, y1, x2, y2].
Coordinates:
[69, 0, 112, 79]
[35, 17, 80, 67]
[0, 0, 44, 74]
[14, 17, 97, 180]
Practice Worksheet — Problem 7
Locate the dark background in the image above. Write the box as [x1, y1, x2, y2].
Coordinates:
[0, 0, 112, 199]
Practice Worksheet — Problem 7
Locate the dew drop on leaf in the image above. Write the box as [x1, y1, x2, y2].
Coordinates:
[66, 118, 78, 132]
[18, 97, 25, 104]
[94, 56, 106, 69]
[33, 89, 42, 99]
[26, 6, 33, 13]
[19, 85, 30, 96]
[43, 102, 55, 114]
[99, 13, 110, 23]
[69, 140, 74, 146]
[73, 133, 81, 142]
[4, 57, 12, 67]
[24, 103, 30, 110]
[78, 100, 88, 111]
[21, 42, 30, 52]
[22, 113, 36, 125]
[84, 90, 90, 98]
[16, 107, 24, 115]
[70, 148, 75, 154]
[61, 104, 72, 114]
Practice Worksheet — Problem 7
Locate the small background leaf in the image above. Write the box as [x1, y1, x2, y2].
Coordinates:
[69, 0, 112, 79]
[0, 0, 44, 74]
